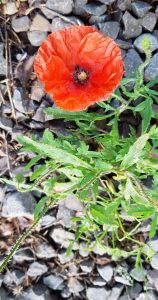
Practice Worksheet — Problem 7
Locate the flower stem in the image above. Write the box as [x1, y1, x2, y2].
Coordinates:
[0, 198, 53, 273]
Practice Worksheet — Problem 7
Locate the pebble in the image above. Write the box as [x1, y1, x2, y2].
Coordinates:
[35, 241, 57, 260]
[79, 242, 90, 257]
[27, 262, 48, 277]
[49, 227, 78, 249]
[83, 2, 107, 16]
[131, 1, 152, 18]
[100, 21, 120, 39]
[87, 287, 110, 300]
[92, 277, 106, 286]
[68, 278, 84, 294]
[116, 39, 132, 50]
[20, 284, 53, 300]
[4, 2, 18, 15]
[2, 192, 36, 218]
[136, 292, 157, 300]
[124, 49, 143, 78]
[30, 14, 51, 32]
[13, 88, 26, 113]
[147, 269, 158, 291]
[61, 287, 71, 298]
[46, 0, 73, 15]
[0, 44, 6, 76]
[151, 255, 158, 271]
[32, 101, 48, 123]
[130, 266, 146, 282]
[13, 247, 35, 263]
[89, 15, 110, 25]
[145, 53, 158, 81]
[11, 16, 30, 33]
[108, 284, 124, 300]
[27, 31, 47, 47]
[3, 270, 25, 287]
[117, 0, 131, 11]
[123, 12, 142, 39]
[140, 13, 157, 32]
[114, 275, 132, 286]
[57, 202, 73, 228]
[0, 287, 7, 300]
[40, 215, 56, 228]
[147, 238, 158, 252]
[51, 17, 71, 32]
[80, 259, 94, 273]
[43, 274, 64, 290]
[58, 250, 74, 264]
[127, 283, 142, 299]
[97, 265, 113, 282]
[134, 34, 158, 53]
[73, 0, 88, 16]
[30, 81, 45, 102]
[64, 194, 84, 211]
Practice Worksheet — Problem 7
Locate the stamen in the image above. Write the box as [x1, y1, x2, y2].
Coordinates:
[73, 65, 89, 85]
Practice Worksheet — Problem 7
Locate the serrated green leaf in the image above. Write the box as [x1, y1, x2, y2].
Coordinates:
[135, 99, 153, 134]
[34, 196, 49, 221]
[90, 202, 119, 225]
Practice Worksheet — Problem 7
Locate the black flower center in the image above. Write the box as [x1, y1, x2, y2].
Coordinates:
[73, 65, 89, 85]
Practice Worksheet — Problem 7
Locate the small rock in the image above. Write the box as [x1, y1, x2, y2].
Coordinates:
[136, 292, 157, 300]
[49, 227, 78, 249]
[68, 278, 84, 294]
[0, 44, 6, 76]
[30, 14, 51, 32]
[100, 21, 120, 39]
[99, 0, 115, 3]
[89, 15, 110, 25]
[11, 16, 30, 33]
[64, 194, 84, 211]
[51, 17, 70, 32]
[46, 0, 73, 15]
[134, 34, 158, 53]
[131, 1, 152, 18]
[114, 275, 132, 286]
[127, 283, 142, 298]
[32, 102, 47, 123]
[97, 265, 113, 282]
[2, 192, 36, 218]
[79, 242, 90, 257]
[80, 259, 94, 273]
[123, 11, 142, 39]
[35, 241, 57, 259]
[27, 262, 48, 277]
[73, 0, 88, 16]
[4, 2, 18, 15]
[30, 81, 45, 102]
[68, 263, 78, 276]
[151, 255, 158, 271]
[156, 5, 158, 18]
[43, 274, 64, 290]
[124, 49, 143, 78]
[130, 266, 146, 282]
[57, 202, 74, 228]
[40, 215, 56, 228]
[0, 287, 7, 300]
[87, 287, 110, 300]
[58, 250, 74, 264]
[92, 277, 106, 286]
[145, 53, 158, 81]
[0, 186, 5, 206]
[139, 13, 157, 32]
[13, 89, 26, 113]
[27, 31, 47, 47]
[117, 0, 131, 11]
[3, 270, 25, 287]
[83, 2, 107, 16]
[11, 165, 32, 178]
[116, 39, 132, 50]
[13, 248, 35, 263]
[148, 238, 158, 252]
[20, 284, 53, 300]
[61, 287, 71, 298]
[108, 284, 124, 300]
[147, 269, 158, 291]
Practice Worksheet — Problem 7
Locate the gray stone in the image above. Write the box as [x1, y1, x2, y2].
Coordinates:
[64, 194, 84, 211]
[89, 15, 110, 25]
[43, 274, 64, 290]
[49, 227, 78, 249]
[3, 270, 25, 287]
[156, 5, 158, 18]
[99, 0, 115, 4]
[83, 2, 107, 16]
[13, 247, 35, 263]
[124, 49, 143, 78]
[46, 0, 73, 15]
[97, 265, 113, 282]
[140, 13, 157, 32]
[108, 284, 124, 300]
[116, 39, 132, 50]
[100, 21, 120, 39]
[31, 81, 45, 102]
[4, 2, 18, 15]
[87, 287, 110, 300]
[0, 44, 6, 76]
[20, 284, 53, 300]
[13, 89, 26, 113]
[73, 0, 88, 16]
[136, 292, 157, 300]
[27, 31, 47, 47]
[117, 0, 131, 11]
[123, 12, 142, 39]
[40, 215, 56, 228]
[2, 192, 36, 218]
[79, 242, 90, 257]
[11, 165, 32, 178]
[92, 277, 106, 286]
[11, 16, 30, 32]
[130, 266, 146, 282]
[0, 186, 5, 206]
[151, 255, 158, 271]
[57, 202, 73, 228]
[114, 275, 132, 286]
[27, 262, 48, 277]
[127, 283, 142, 298]
[134, 34, 158, 53]
[80, 259, 94, 273]
[147, 269, 158, 291]
[32, 102, 47, 123]
[68, 278, 84, 294]
[145, 53, 158, 81]
[35, 241, 57, 259]
[0, 287, 7, 300]
[58, 250, 74, 264]
[30, 14, 51, 32]
[131, 1, 152, 18]
[148, 238, 158, 252]
[51, 17, 71, 32]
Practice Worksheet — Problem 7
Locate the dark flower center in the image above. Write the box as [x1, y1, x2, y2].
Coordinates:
[73, 65, 89, 85]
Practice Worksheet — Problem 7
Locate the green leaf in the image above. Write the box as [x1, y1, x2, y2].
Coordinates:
[24, 155, 42, 171]
[149, 213, 157, 239]
[121, 133, 149, 169]
[134, 99, 153, 134]
[30, 165, 46, 181]
[90, 202, 119, 225]
[128, 205, 153, 218]
[15, 173, 25, 185]
[34, 196, 49, 221]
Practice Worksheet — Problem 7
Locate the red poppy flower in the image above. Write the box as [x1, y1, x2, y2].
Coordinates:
[34, 26, 124, 112]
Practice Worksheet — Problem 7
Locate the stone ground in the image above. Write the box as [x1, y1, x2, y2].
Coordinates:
[1, 0, 158, 299]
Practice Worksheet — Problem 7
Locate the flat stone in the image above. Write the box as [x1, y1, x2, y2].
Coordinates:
[114, 275, 132, 286]
[117, 0, 131, 11]
[97, 265, 113, 282]
[2, 192, 36, 218]
[30, 14, 51, 32]
[46, 0, 73, 15]
[13, 247, 35, 263]
[147, 238, 158, 252]
[11, 16, 30, 32]
[49, 227, 78, 249]
[92, 277, 106, 286]
[40, 215, 56, 228]
[58, 250, 74, 264]
[68, 278, 84, 294]
[27, 31, 47, 47]
[0, 44, 6, 76]
[35, 241, 57, 259]
[127, 283, 142, 298]
[108, 284, 124, 300]
[0, 287, 8, 300]
[83, 2, 107, 16]
[73, 0, 88, 16]
[4, 2, 18, 15]
[145, 53, 158, 81]
[151, 255, 158, 271]
[130, 266, 146, 282]
[20, 284, 53, 300]
[147, 269, 158, 291]
[124, 49, 143, 78]
[64, 193, 84, 211]
[79, 242, 90, 257]
[13, 89, 26, 113]
[57, 203, 73, 228]
[3, 270, 25, 287]
[27, 262, 48, 277]
[123, 11, 142, 39]
[136, 292, 157, 300]
[80, 259, 94, 273]
[30, 80, 45, 102]
[139, 13, 157, 32]
[87, 287, 110, 300]
[134, 34, 158, 53]
[43, 274, 64, 290]
[131, 1, 152, 18]
[100, 21, 120, 39]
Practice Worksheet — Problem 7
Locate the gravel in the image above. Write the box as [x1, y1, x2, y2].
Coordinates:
[46, 0, 73, 15]
[4, 2, 18, 15]
[83, 2, 107, 16]
[145, 53, 158, 81]
[124, 49, 143, 78]
[117, 0, 131, 11]
[30, 14, 51, 32]
[87, 287, 110, 300]
[150, 255, 158, 271]
[13, 248, 35, 263]
[11, 16, 30, 32]
[100, 21, 120, 39]
[139, 13, 157, 32]
[123, 11, 142, 39]
[49, 227, 78, 249]
[80, 258, 94, 273]
[43, 274, 64, 290]
[131, 1, 152, 18]
[97, 264, 113, 282]
[27, 31, 47, 47]
[134, 33, 158, 53]
[58, 250, 74, 264]
[130, 266, 146, 282]
[27, 262, 48, 277]
[68, 278, 84, 294]
[34, 241, 57, 260]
